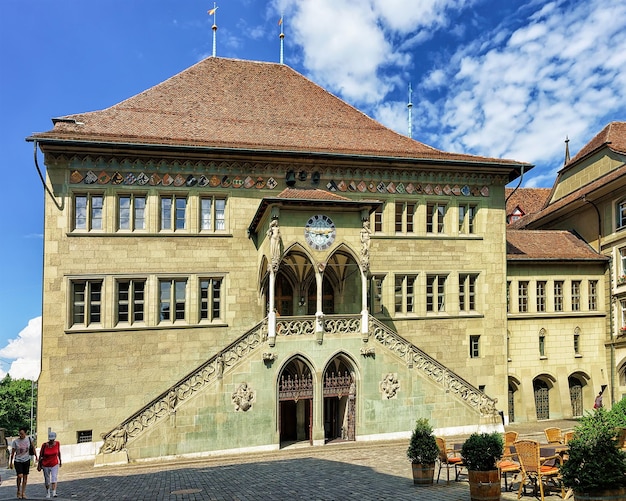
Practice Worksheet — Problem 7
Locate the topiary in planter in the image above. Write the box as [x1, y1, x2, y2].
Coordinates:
[406, 418, 439, 464]
[461, 432, 503, 471]
[560, 408, 626, 496]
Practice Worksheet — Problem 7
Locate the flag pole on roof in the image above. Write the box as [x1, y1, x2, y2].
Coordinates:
[278, 15, 284, 64]
[208, 3, 218, 57]
[407, 83, 413, 139]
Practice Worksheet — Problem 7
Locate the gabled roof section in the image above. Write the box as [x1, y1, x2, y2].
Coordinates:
[505, 188, 551, 223]
[506, 230, 606, 261]
[566, 121, 626, 166]
[248, 188, 381, 236]
[29, 57, 528, 169]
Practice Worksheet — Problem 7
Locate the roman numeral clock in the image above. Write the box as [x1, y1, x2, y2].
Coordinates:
[304, 214, 336, 251]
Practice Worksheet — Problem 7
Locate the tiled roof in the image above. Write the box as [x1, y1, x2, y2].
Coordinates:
[30, 57, 528, 168]
[509, 163, 626, 229]
[506, 230, 606, 261]
[566, 121, 626, 166]
[505, 188, 551, 219]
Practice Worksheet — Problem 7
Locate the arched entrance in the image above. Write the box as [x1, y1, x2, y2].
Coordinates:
[278, 357, 313, 445]
[323, 355, 356, 442]
[533, 377, 551, 420]
[508, 377, 521, 423]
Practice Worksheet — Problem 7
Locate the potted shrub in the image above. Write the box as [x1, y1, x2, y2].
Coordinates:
[406, 418, 439, 485]
[461, 432, 503, 501]
[560, 408, 626, 500]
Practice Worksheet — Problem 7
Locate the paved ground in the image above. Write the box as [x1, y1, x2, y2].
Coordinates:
[0, 419, 577, 500]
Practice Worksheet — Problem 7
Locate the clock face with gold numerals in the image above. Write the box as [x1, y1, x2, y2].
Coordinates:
[304, 214, 336, 251]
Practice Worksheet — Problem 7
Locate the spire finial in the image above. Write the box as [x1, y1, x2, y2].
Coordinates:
[278, 15, 284, 64]
[208, 3, 218, 57]
[564, 135, 571, 166]
[407, 83, 413, 139]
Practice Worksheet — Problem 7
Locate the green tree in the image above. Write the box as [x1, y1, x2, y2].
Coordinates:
[0, 375, 37, 436]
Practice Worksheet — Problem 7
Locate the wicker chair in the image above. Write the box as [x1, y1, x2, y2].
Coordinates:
[515, 439, 564, 501]
[504, 431, 519, 455]
[544, 427, 563, 444]
[562, 430, 575, 445]
[435, 437, 464, 483]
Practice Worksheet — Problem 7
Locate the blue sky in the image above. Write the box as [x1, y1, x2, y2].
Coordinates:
[1, 0, 625, 379]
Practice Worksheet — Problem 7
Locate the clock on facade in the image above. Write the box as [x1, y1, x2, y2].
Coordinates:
[304, 214, 336, 251]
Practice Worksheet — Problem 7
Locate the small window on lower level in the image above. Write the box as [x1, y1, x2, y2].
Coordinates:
[470, 335, 480, 358]
[77, 430, 92, 443]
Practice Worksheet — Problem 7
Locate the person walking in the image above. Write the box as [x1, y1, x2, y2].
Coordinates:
[37, 431, 62, 498]
[594, 389, 604, 409]
[9, 427, 37, 499]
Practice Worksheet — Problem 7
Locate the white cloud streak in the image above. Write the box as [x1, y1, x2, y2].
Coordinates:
[0, 316, 41, 381]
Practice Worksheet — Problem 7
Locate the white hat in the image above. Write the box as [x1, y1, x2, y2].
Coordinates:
[48, 432, 56, 440]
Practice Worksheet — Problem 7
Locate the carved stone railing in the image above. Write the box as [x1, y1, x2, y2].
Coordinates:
[98, 319, 267, 454]
[276, 314, 360, 336]
[368, 316, 498, 418]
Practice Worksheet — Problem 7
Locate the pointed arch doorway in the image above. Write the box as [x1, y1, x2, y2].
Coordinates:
[323, 355, 356, 442]
[278, 358, 313, 445]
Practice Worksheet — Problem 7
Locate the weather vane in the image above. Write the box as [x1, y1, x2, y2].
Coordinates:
[208, 3, 218, 57]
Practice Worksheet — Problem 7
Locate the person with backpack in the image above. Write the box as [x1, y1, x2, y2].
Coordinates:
[37, 431, 62, 498]
[9, 427, 38, 499]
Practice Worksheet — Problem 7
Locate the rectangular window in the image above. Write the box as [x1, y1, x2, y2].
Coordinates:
[200, 197, 226, 231]
[71, 279, 103, 326]
[459, 204, 477, 234]
[426, 274, 446, 312]
[506, 281, 511, 313]
[617, 199, 626, 230]
[459, 274, 477, 312]
[200, 278, 222, 321]
[620, 299, 626, 332]
[469, 335, 480, 358]
[426, 202, 446, 234]
[394, 202, 416, 233]
[620, 247, 626, 278]
[161, 195, 187, 231]
[588, 280, 598, 310]
[118, 194, 146, 231]
[117, 279, 146, 324]
[571, 280, 581, 311]
[371, 275, 384, 314]
[536, 281, 546, 312]
[159, 278, 187, 322]
[73, 194, 103, 230]
[518, 281, 529, 313]
[539, 334, 546, 357]
[554, 280, 564, 312]
[76, 430, 92, 444]
[373, 206, 383, 233]
[394, 275, 417, 314]
[574, 333, 580, 354]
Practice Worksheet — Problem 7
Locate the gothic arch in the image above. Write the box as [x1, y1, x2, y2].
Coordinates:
[277, 355, 315, 446]
[322, 352, 358, 442]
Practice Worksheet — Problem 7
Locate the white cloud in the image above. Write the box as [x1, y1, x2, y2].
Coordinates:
[268, 0, 626, 186]
[0, 316, 41, 381]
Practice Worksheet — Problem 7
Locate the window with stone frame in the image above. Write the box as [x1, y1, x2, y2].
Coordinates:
[426, 202, 446, 234]
[426, 274, 446, 312]
[588, 280, 598, 310]
[370, 275, 385, 314]
[571, 280, 581, 311]
[73, 193, 104, 231]
[539, 329, 546, 357]
[160, 194, 187, 231]
[200, 196, 226, 231]
[394, 201, 416, 234]
[518, 281, 529, 313]
[619, 247, 626, 283]
[458, 203, 477, 234]
[394, 274, 418, 314]
[469, 335, 480, 358]
[200, 277, 223, 321]
[554, 280, 564, 312]
[159, 278, 187, 322]
[118, 193, 146, 231]
[617, 198, 626, 230]
[70, 279, 103, 326]
[536, 281, 547, 312]
[459, 273, 477, 312]
[116, 278, 146, 325]
[373, 205, 383, 233]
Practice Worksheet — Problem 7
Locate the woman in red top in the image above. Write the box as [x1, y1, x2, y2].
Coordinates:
[37, 431, 62, 498]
